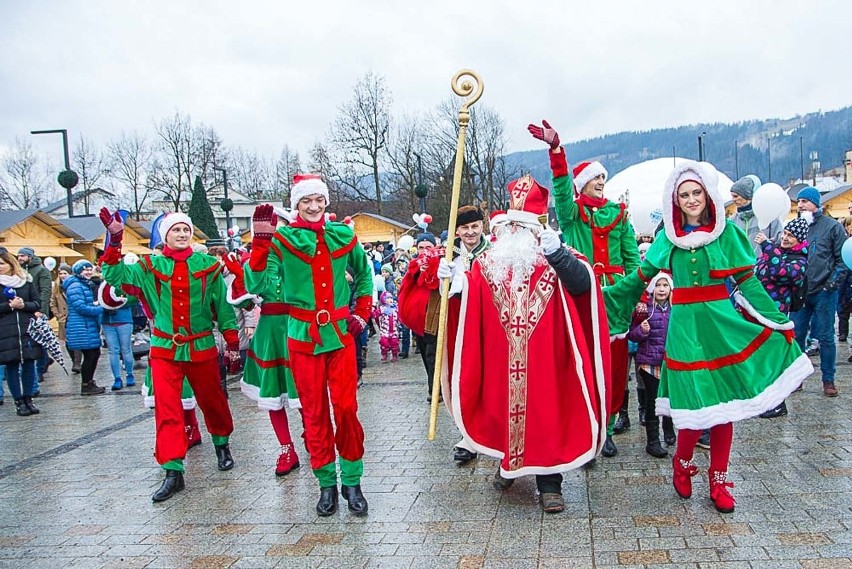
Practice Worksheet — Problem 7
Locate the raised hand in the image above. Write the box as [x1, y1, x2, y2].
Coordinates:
[222, 251, 244, 277]
[252, 204, 278, 241]
[527, 119, 561, 150]
[539, 227, 562, 255]
[99, 207, 124, 246]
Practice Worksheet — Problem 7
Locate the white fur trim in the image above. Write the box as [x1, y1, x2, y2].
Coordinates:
[662, 160, 726, 249]
[97, 281, 127, 309]
[445, 258, 607, 476]
[504, 209, 544, 228]
[732, 291, 794, 330]
[646, 272, 674, 294]
[239, 380, 300, 410]
[656, 353, 812, 430]
[159, 212, 194, 239]
[573, 161, 607, 194]
[289, 179, 329, 210]
[140, 382, 196, 410]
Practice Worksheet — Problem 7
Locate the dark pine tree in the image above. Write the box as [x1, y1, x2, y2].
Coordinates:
[187, 175, 220, 240]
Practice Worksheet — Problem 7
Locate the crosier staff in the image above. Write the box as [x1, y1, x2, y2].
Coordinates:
[429, 70, 484, 440]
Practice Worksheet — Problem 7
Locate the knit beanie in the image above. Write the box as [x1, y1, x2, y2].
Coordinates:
[58, 263, 72, 273]
[72, 260, 93, 275]
[289, 173, 330, 210]
[784, 217, 809, 244]
[415, 233, 436, 246]
[381, 263, 393, 275]
[797, 186, 821, 207]
[730, 175, 761, 201]
[17, 246, 35, 257]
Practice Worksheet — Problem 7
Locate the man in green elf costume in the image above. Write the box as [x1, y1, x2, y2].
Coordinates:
[246, 174, 373, 516]
[529, 120, 640, 458]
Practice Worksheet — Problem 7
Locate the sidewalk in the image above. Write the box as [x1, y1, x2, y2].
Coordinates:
[0, 343, 850, 568]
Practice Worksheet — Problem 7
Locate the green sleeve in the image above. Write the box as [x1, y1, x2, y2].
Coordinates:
[552, 168, 578, 231]
[244, 248, 277, 297]
[603, 258, 660, 336]
[350, 245, 373, 299]
[620, 220, 640, 274]
[211, 272, 238, 333]
[102, 259, 146, 290]
[735, 272, 790, 326]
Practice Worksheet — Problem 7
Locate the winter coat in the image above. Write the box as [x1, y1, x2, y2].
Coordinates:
[21, 255, 52, 317]
[755, 240, 808, 314]
[839, 269, 852, 309]
[49, 279, 68, 342]
[63, 275, 104, 350]
[0, 279, 44, 364]
[101, 303, 134, 326]
[802, 210, 847, 296]
[730, 208, 781, 258]
[627, 300, 671, 367]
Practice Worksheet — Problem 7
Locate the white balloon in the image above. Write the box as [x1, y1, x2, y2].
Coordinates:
[752, 182, 790, 230]
[43, 256, 56, 271]
[397, 235, 414, 251]
[628, 200, 656, 236]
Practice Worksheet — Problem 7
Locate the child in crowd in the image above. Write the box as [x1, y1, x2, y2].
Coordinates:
[754, 217, 809, 417]
[628, 273, 676, 458]
[373, 291, 400, 363]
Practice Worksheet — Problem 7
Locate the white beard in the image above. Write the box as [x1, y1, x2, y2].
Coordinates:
[481, 227, 544, 288]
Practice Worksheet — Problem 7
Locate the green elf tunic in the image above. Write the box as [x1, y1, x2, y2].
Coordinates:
[239, 269, 300, 410]
[604, 161, 812, 430]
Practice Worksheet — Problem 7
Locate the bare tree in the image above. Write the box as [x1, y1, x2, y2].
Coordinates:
[72, 135, 109, 215]
[153, 111, 195, 210]
[0, 138, 55, 210]
[106, 131, 154, 220]
[387, 113, 427, 213]
[329, 71, 392, 214]
[197, 126, 225, 188]
[275, 144, 302, 200]
[227, 146, 272, 200]
[307, 142, 344, 209]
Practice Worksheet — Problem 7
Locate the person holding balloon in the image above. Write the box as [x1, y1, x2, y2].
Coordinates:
[729, 176, 782, 256]
[603, 160, 812, 513]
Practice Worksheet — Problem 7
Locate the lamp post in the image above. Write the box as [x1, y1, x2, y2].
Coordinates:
[799, 137, 805, 181]
[734, 139, 739, 179]
[767, 136, 772, 183]
[213, 166, 232, 249]
[413, 152, 427, 213]
[698, 131, 706, 162]
[31, 128, 77, 217]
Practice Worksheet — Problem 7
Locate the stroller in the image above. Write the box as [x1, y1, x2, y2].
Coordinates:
[131, 303, 150, 361]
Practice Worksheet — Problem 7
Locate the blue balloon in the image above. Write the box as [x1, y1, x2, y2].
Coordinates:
[842, 237, 852, 270]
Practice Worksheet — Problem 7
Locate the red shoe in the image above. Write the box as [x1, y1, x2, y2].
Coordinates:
[708, 469, 736, 513]
[275, 444, 300, 476]
[186, 424, 201, 448]
[672, 455, 698, 499]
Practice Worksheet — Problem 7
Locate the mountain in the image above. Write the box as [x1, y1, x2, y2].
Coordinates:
[505, 106, 852, 188]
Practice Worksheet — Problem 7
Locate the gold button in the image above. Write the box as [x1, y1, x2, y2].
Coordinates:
[691, 259, 697, 264]
[321, 283, 327, 288]
[180, 316, 185, 320]
[693, 282, 699, 286]
[692, 271, 698, 275]
[690, 249, 696, 253]
[320, 267, 325, 271]
[592, 207, 598, 212]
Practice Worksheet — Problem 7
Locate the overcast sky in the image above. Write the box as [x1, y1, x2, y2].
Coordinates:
[1, 0, 849, 166]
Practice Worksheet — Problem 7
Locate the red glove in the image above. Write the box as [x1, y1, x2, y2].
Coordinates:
[346, 314, 367, 337]
[252, 204, 277, 241]
[527, 119, 561, 150]
[99, 207, 124, 246]
[222, 251, 244, 278]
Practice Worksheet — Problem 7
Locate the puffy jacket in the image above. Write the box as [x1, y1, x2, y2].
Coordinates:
[627, 300, 671, 367]
[755, 240, 808, 314]
[49, 279, 68, 342]
[63, 275, 104, 350]
[102, 303, 134, 325]
[0, 280, 44, 364]
[21, 255, 52, 317]
[803, 210, 847, 295]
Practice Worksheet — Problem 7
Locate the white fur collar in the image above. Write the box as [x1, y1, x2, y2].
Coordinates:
[662, 160, 726, 249]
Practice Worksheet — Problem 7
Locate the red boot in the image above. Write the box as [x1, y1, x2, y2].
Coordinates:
[185, 424, 201, 448]
[708, 469, 735, 513]
[275, 443, 300, 476]
[672, 456, 698, 499]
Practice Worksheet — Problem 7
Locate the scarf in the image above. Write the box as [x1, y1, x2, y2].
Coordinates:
[736, 203, 753, 214]
[291, 215, 326, 233]
[576, 193, 609, 211]
[0, 274, 27, 289]
[163, 246, 193, 261]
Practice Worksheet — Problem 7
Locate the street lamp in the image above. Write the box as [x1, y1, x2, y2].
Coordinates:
[734, 140, 739, 179]
[31, 128, 77, 217]
[799, 137, 805, 181]
[413, 152, 427, 213]
[767, 136, 772, 183]
[213, 166, 233, 249]
[697, 132, 706, 162]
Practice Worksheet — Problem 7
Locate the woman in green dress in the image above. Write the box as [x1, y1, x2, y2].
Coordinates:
[606, 160, 812, 513]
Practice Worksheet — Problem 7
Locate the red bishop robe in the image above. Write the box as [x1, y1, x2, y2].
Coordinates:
[401, 250, 611, 478]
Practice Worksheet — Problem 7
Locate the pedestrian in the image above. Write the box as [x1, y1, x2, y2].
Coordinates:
[529, 120, 640, 458]
[64, 260, 106, 396]
[372, 291, 400, 363]
[100, 208, 241, 502]
[729, 175, 782, 255]
[754, 217, 810, 418]
[16, 247, 52, 391]
[836, 217, 852, 343]
[605, 160, 812, 513]
[98, 277, 138, 391]
[50, 264, 82, 374]
[406, 233, 441, 403]
[0, 248, 43, 416]
[789, 186, 847, 397]
[246, 174, 373, 517]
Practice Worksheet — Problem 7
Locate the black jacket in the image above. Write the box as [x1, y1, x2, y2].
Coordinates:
[0, 281, 43, 364]
[545, 247, 591, 296]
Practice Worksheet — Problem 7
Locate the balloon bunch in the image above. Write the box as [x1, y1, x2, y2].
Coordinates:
[412, 213, 433, 230]
[227, 224, 241, 237]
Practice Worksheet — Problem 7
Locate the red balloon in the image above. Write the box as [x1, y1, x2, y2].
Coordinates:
[423, 214, 433, 224]
[344, 216, 353, 224]
[328, 213, 337, 221]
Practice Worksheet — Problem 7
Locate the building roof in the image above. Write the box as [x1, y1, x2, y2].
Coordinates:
[350, 212, 411, 230]
[39, 187, 116, 215]
[56, 216, 151, 241]
[0, 209, 82, 238]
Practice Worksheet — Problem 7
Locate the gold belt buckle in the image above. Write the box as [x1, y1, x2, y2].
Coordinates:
[172, 333, 186, 346]
[316, 309, 331, 327]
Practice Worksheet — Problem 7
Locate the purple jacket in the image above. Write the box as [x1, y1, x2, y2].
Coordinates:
[627, 300, 671, 367]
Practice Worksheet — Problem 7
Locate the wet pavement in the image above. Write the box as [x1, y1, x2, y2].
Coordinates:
[1, 340, 851, 568]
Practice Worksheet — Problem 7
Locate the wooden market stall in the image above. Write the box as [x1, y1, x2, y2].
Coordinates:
[58, 216, 153, 260]
[350, 212, 413, 246]
[0, 210, 84, 262]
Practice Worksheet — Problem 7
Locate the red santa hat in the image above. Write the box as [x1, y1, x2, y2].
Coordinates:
[159, 212, 194, 239]
[289, 173, 330, 210]
[98, 281, 127, 310]
[505, 175, 549, 228]
[489, 209, 508, 231]
[572, 161, 607, 194]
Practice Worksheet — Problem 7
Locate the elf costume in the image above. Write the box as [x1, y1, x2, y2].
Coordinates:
[245, 174, 373, 517]
[603, 160, 812, 513]
[100, 209, 240, 502]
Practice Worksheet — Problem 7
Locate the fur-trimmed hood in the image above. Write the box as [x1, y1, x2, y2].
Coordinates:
[662, 160, 726, 249]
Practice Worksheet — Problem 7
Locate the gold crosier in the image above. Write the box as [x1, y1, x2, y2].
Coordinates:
[428, 70, 483, 440]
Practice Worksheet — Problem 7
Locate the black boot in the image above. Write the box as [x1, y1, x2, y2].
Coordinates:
[81, 381, 106, 396]
[636, 387, 646, 426]
[613, 390, 630, 434]
[23, 397, 40, 415]
[759, 401, 788, 419]
[316, 486, 338, 516]
[453, 447, 477, 465]
[152, 470, 185, 502]
[645, 416, 668, 458]
[14, 399, 32, 417]
[662, 416, 677, 446]
[601, 436, 618, 457]
[215, 444, 235, 471]
[341, 484, 369, 516]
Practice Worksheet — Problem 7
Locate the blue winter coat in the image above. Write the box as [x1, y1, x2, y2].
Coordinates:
[63, 275, 103, 350]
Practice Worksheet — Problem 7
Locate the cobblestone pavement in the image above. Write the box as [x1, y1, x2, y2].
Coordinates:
[1, 339, 851, 569]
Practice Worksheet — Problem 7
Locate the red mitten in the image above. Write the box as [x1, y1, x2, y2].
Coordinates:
[223, 251, 244, 278]
[99, 207, 124, 246]
[252, 204, 277, 241]
[527, 119, 561, 150]
[346, 314, 366, 337]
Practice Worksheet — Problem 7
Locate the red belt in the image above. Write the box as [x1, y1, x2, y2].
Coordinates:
[592, 263, 624, 276]
[672, 284, 730, 305]
[261, 302, 290, 316]
[152, 328, 213, 346]
[288, 306, 350, 345]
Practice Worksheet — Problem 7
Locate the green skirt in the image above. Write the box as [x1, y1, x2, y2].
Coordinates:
[240, 313, 300, 410]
